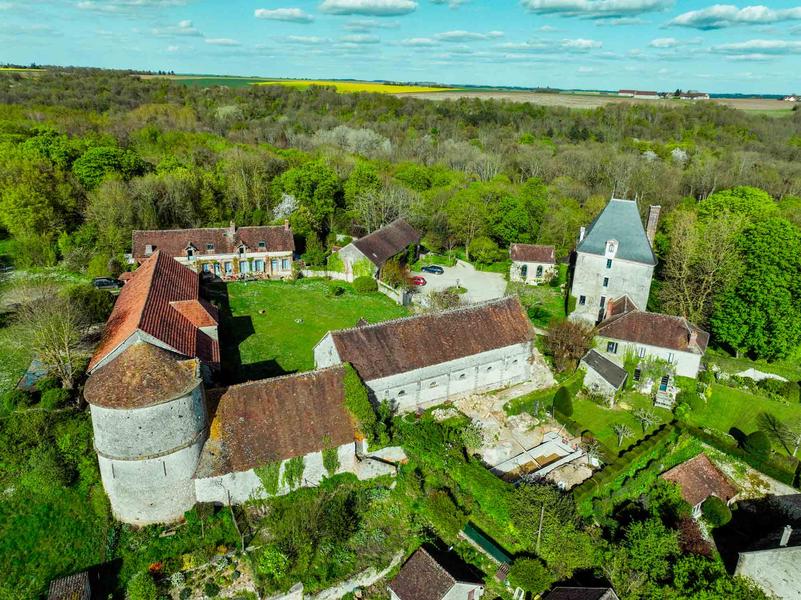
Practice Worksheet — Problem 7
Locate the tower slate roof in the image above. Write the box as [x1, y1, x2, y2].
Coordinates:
[325, 296, 533, 381]
[351, 218, 420, 268]
[577, 199, 656, 266]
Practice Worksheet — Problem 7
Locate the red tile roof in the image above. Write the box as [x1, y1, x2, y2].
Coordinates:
[351, 219, 420, 268]
[88, 251, 219, 371]
[328, 296, 533, 381]
[198, 367, 356, 476]
[598, 310, 709, 354]
[510, 243, 556, 264]
[388, 548, 458, 600]
[661, 454, 738, 507]
[132, 223, 294, 261]
[84, 342, 200, 409]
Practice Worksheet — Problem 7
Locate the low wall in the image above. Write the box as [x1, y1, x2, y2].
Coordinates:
[300, 269, 350, 281]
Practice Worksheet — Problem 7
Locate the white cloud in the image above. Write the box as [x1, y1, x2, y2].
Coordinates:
[205, 37, 241, 46]
[538, 24, 558, 31]
[434, 30, 504, 41]
[254, 8, 314, 23]
[77, 0, 187, 14]
[711, 38, 801, 54]
[649, 36, 678, 47]
[430, 0, 467, 7]
[0, 3, 14, 9]
[166, 44, 179, 52]
[284, 35, 329, 44]
[561, 37, 602, 49]
[495, 38, 602, 53]
[577, 65, 597, 73]
[400, 37, 438, 45]
[521, 0, 672, 19]
[152, 20, 202, 37]
[344, 18, 399, 30]
[319, 0, 418, 16]
[670, 5, 801, 30]
[340, 33, 380, 43]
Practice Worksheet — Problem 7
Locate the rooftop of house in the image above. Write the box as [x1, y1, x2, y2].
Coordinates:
[88, 251, 219, 371]
[350, 218, 420, 268]
[576, 198, 656, 266]
[196, 366, 356, 477]
[326, 296, 533, 381]
[661, 453, 738, 507]
[598, 309, 709, 355]
[132, 222, 294, 260]
[582, 349, 628, 390]
[84, 341, 200, 409]
[544, 587, 620, 600]
[388, 547, 482, 600]
[510, 243, 556, 264]
[47, 571, 90, 600]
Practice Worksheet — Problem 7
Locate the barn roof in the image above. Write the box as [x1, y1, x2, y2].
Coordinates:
[84, 342, 200, 409]
[132, 223, 294, 261]
[196, 367, 356, 477]
[351, 219, 420, 268]
[510, 243, 556, 264]
[88, 251, 219, 371]
[577, 198, 656, 265]
[661, 453, 738, 507]
[388, 548, 481, 600]
[598, 310, 709, 355]
[327, 296, 533, 381]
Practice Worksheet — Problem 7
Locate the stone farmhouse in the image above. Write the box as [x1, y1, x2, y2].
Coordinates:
[570, 199, 658, 324]
[132, 221, 294, 280]
[335, 218, 420, 281]
[595, 299, 710, 378]
[509, 243, 556, 285]
[314, 296, 553, 413]
[660, 453, 738, 518]
[388, 547, 485, 600]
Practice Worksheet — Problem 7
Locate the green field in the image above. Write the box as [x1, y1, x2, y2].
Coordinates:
[214, 278, 408, 381]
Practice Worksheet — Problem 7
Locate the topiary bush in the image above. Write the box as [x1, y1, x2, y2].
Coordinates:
[701, 495, 732, 527]
[203, 582, 220, 598]
[40, 387, 71, 409]
[327, 281, 346, 297]
[743, 430, 771, 458]
[553, 386, 573, 417]
[352, 276, 378, 294]
[126, 571, 158, 600]
[508, 557, 555, 594]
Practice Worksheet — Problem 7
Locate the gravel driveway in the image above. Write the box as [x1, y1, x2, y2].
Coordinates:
[412, 260, 507, 304]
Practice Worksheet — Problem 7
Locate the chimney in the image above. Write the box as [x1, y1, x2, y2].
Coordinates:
[284, 219, 290, 232]
[689, 329, 698, 348]
[646, 205, 661, 247]
[780, 525, 792, 547]
[579, 226, 586, 243]
[225, 221, 235, 239]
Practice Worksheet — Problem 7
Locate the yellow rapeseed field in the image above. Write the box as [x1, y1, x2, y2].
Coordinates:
[254, 79, 451, 94]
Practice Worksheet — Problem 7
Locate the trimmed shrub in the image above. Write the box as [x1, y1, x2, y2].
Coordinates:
[352, 276, 377, 294]
[553, 386, 573, 417]
[701, 496, 732, 527]
[508, 558, 555, 594]
[527, 304, 550, 323]
[743, 430, 771, 458]
[698, 368, 715, 385]
[326, 281, 346, 297]
[40, 388, 71, 409]
[203, 582, 220, 598]
[676, 390, 703, 412]
[126, 572, 158, 600]
[2, 389, 32, 413]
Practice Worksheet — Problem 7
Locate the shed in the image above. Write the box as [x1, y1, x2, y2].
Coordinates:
[581, 349, 627, 401]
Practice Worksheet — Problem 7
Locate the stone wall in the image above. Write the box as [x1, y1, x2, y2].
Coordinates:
[509, 260, 556, 285]
[580, 363, 617, 400]
[570, 252, 653, 323]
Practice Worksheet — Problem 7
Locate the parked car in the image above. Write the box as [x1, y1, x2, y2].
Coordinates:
[92, 277, 124, 290]
[409, 276, 427, 286]
[421, 265, 444, 275]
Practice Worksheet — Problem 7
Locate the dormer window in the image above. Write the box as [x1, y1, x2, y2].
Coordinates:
[604, 239, 619, 259]
[258, 241, 266, 250]
[206, 243, 214, 252]
[187, 248, 194, 259]
[145, 244, 154, 255]
[238, 246, 245, 256]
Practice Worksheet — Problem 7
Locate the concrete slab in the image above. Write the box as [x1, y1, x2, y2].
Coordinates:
[412, 260, 507, 304]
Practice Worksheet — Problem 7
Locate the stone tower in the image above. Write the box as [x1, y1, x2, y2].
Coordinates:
[84, 341, 207, 525]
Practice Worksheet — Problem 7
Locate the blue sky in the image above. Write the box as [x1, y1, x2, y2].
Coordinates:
[1, 1, 800, 93]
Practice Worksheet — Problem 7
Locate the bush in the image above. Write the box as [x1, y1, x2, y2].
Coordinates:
[508, 558, 555, 594]
[352, 276, 377, 293]
[203, 582, 220, 598]
[698, 368, 715, 385]
[553, 386, 573, 417]
[701, 496, 732, 527]
[2, 389, 32, 413]
[65, 284, 114, 323]
[40, 388, 71, 409]
[676, 390, 703, 411]
[126, 572, 158, 600]
[743, 430, 771, 458]
[468, 236, 503, 264]
[426, 490, 467, 540]
[527, 304, 550, 322]
[327, 281, 346, 297]
[35, 375, 60, 393]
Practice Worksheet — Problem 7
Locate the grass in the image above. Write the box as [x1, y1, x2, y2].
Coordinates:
[216, 278, 408, 381]
[254, 80, 452, 94]
[412, 252, 457, 270]
[685, 383, 801, 451]
[705, 350, 801, 382]
[0, 325, 32, 394]
[505, 371, 584, 416]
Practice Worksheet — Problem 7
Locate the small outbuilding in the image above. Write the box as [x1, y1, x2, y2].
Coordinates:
[509, 243, 556, 285]
[388, 547, 484, 600]
[660, 453, 738, 517]
[581, 349, 628, 402]
[47, 571, 91, 600]
[335, 218, 420, 281]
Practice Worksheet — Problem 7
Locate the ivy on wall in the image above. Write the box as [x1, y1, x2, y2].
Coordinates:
[254, 461, 281, 496]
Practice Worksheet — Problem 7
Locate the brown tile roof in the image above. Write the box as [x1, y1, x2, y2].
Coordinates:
[47, 571, 90, 600]
[88, 251, 219, 371]
[604, 295, 639, 319]
[198, 367, 356, 476]
[661, 453, 738, 507]
[328, 296, 533, 381]
[351, 218, 420, 268]
[388, 548, 472, 600]
[598, 310, 709, 354]
[510, 243, 556, 263]
[84, 342, 200, 409]
[132, 223, 294, 261]
[169, 299, 218, 328]
[545, 587, 620, 600]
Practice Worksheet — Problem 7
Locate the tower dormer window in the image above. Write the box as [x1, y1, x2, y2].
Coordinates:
[238, 246, 245, 256]
[258, 241, 266, 250]
[145, 244, 153, 255]
[206, 243, 214, 252]
[604, 239, 618, 259]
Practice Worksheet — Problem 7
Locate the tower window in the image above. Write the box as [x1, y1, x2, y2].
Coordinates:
[603, 277, 609, 287]
[579, 295, 586, 306]
[606, 259, 613, 269]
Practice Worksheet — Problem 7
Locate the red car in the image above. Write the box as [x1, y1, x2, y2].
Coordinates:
[409, 275, 427, 286]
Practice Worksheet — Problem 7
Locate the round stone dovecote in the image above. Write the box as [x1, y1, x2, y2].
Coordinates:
[84, 341, 208, 525]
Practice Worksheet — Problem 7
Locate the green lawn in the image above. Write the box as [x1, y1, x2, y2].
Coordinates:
[686, 383, 801, 450]
[214, 278, 408, 381]
[705, 351, 801, 382]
